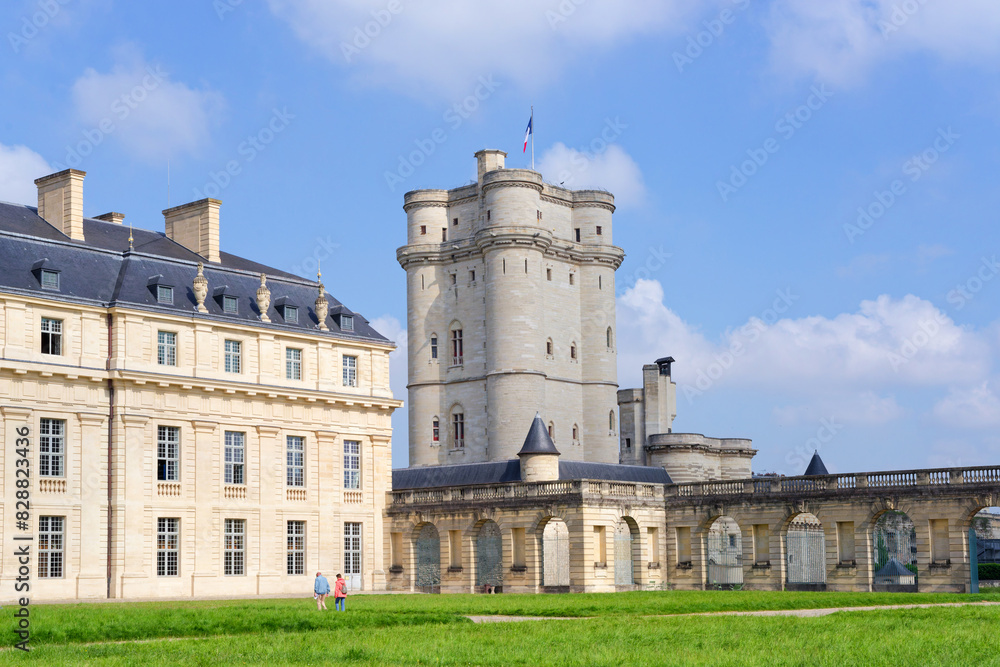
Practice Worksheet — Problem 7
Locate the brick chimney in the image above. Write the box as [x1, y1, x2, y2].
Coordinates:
[35, 169, 86, 241]
[163, 199, 221, 263]
[94, 212, 125, 225]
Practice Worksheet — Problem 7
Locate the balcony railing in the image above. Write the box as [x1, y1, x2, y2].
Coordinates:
[391, 479, 664, 506]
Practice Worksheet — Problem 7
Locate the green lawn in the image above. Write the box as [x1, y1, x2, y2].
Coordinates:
[7, 590, 1000, 665]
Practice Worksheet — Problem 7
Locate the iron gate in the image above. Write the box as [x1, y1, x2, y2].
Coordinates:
[415, 524, 441, 593]
[614, 522, 634, 586]
[786, 529, 826, 586]
[476, 521, 503, 589]
[872, 512, 918, 592]
[542, 520, 570, 588]
[707, 531, 743, 587]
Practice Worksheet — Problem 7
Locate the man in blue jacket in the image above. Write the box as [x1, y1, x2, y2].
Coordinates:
[314, 572, 331, 610]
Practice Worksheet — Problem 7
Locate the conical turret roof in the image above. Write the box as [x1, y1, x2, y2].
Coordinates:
[804, 451, 829, 476]
[517, 413, 560, 456]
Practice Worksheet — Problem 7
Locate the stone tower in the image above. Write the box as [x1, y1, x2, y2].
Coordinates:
[397, 149, 625, 467]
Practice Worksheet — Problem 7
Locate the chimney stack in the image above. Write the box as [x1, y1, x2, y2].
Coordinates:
[163, 198, 221, 263]
[475, 149, 506, 184]
[94, 212, 125, 225]
[35, 169, 86, 241]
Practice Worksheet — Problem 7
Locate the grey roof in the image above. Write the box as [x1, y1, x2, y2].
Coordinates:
[874, 557, 914, 578]
[391, 459, 672, 490]
[517, 413, 560, 456]
[804, 452, 829, 476]
[0, 202, 388, 342]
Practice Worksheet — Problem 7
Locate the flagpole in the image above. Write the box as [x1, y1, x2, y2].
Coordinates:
[530, 106, 534, 170]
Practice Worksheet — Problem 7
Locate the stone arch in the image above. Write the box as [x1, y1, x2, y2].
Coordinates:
[609, 410, 616, 433]
[614, 516, 640, 587]
[871, 508, 918, 592]
[606, 326, 613, 349]
[474, 518, 504, 591]
[413, 522, 441, 593]
[960, 496, 1000, 589]
[537, 515, 570, 589]
[705, 515, 743, 588]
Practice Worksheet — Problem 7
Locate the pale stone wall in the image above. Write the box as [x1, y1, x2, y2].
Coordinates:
[398, 150, 624, 467]
[0, 291, 399, 601]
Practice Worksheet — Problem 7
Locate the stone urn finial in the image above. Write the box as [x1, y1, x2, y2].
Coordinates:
[315, 274, 329, 331]
[256, 273, 271, 322]
[193, 262, 208, 313]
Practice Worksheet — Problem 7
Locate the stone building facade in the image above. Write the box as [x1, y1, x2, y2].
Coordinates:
[397, 150, 624, 467]
[0, 169, 400, 600]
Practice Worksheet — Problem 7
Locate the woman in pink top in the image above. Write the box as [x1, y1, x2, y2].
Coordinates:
[333, 574, 347, 611]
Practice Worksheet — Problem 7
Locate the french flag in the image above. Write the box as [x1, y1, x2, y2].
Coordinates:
[523, 114, 532, 152]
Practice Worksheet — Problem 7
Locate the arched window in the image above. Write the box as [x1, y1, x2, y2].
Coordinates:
[546, 338, 553, 357]
[548, 422, 555, 442]
[432, 417, 440, 443]
[609, 410, 616, 433]
[451, 406, 465, 449]
[449, 322, 464, 365]
[606, 327, 613, 349]
[572, 424, 579, 442]
[430, 334, 438, 360]
[570, 343, 577, 360]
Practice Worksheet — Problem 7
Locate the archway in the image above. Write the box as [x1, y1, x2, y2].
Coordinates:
[706, 516, 743, 588]
[785, 513, 826, 590]
[414, 523, 441, 594]
[541, 518, 570, 590]
[614, 518, 638, 587]
[872, 511, 917, 592]
[476, 521, 503, 592]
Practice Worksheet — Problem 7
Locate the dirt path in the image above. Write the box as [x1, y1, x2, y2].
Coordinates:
[466, 600, 1000, 623]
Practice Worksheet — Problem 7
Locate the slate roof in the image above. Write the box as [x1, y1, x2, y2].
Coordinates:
[392, 459, 672, 490]
[517, 413, 560, 455]
[804, 452, 829, 476]
[0, 202, 389, 342]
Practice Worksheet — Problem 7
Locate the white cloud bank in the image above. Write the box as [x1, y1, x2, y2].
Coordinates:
[267, 0, 706, 96]
[537, 142, 645, 208]
[0, 144, 51, 205]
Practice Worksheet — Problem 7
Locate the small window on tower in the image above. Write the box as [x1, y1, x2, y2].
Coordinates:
[487, 210, 491, 221]
[537, 210, 542, 221]
[574, 228, 581, 242]
[546, 268, 552, 281]
[420, 225, 426, 235]
[451, 273, 457, 285]
[596, 226, 603, 235]
[569, 273, 575, 286]
[469, 270, 475, 282]
[442, 229, 447, 242]
[453, 217, 459, 226]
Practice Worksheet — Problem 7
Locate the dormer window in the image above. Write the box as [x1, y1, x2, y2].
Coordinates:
[157, 285, 174, 305]
[284, 305, 298, 324]
[223, 295, 238, 314]
[40, 269, 60, 290]
[340, 315, 354, 332]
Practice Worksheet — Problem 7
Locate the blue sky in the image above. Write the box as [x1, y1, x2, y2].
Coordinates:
[2, 0, 999, 473]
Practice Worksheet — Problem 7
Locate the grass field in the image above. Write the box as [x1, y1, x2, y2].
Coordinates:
[7, 590, 1000, 665]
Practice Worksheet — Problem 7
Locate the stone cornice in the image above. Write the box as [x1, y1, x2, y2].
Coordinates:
[397, 235, 625, 271]
[481, 180, 544, 195]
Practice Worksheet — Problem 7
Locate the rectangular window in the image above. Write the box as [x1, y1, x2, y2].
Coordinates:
[469, 270, 475, 282]
[432, 418, 440, 443]
[40, 317, 62, 355]
[157, 331, 177, 366]
[569, 273, 575, 286]
[157, 426, 179, 481]
[341, 315, 354, 332]
[546, 268, 552, 281]
[39, 418, 65, 477]
[224, 431, 245, 485]
[451, 329, 463, 365]
[487, 210, 491, 221]
[157, 518, 179, 576]
[676, 526, 692, 565]
[512, 527, 526, 568]
[157, 285, 174, 304]
[420, 225, 426, 235]
[574, 228, 581, 242]
[224, 339, 241, 373]
[41, 269, 60, 290]
[344, 522, 362, 579]
[536, 210, 542, 221]
[287, 521, 306, 575]
[450, 273, 457, 285]
[342, 355, 358, 387]
[284, 305, 298, 324]
[286, 436, 304, 487]
[452, 413, 465, 448]
[391, 532, 403, 569]
[449, 530, 462, 569]
[286, 348, 302, 380]
[38, 516, 64, 578]
[224, 519, 245, 576]
[453, 217, 459, 226]
[430, 336, 438, 359]
[596, 225, 603, 236]
[441, 228, 447, 242]
[595, 526, 607, 565]
[343, 440, 361, 490]
[648, 527, 660, 565]
[223, 295, 239, 314]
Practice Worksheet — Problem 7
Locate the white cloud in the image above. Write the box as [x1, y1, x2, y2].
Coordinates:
[933, 381, 1000, 428]
[765, 0, 1000, 85]
[616, 279, 992, 398]
[537, 143, 645, 208]
[68, 49, 225, 162]
[773, 392, 904, 426]
[267, 0, 705, 96]
[0, 144, 51, 205]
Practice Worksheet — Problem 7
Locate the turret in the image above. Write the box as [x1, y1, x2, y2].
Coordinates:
[518, 413, 560, 482]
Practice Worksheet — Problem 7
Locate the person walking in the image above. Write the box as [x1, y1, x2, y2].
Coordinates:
[314, 572, 330, 611]
[333, 573, 347, 611]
